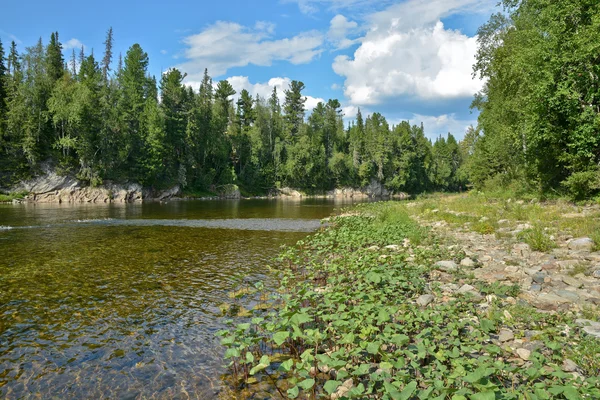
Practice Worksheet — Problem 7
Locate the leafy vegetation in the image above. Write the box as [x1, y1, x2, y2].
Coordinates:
[0, 33, 467, 195]
[219, 202, 600, 398]
[470, 0, 600, 199]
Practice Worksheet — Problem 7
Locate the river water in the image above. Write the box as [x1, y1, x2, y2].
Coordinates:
[0, 198, 362, 399]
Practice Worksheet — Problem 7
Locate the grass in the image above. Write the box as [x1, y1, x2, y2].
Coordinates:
[517, 226, 557, 252]
[410, 191, 600, 251]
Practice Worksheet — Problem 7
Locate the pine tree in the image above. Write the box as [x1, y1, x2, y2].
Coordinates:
[283, 80, 306, 141]
[0, 39, 7, 120]
[46, 32, 64, 84]
[101, 27, 113, 82]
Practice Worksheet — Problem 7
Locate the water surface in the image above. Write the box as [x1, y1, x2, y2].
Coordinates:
[0, 198, 362, 399]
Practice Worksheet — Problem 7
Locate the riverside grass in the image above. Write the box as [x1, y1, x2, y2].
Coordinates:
[219, 201, 600, 399]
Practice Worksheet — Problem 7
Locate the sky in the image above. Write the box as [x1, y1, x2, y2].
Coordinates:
[0, 0, 498, 140]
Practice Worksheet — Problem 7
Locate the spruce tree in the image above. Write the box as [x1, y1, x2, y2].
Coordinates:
[101, 27, 113, 83]
[46, 32, 64, 84]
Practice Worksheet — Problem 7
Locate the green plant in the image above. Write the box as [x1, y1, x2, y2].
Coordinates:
[517, 226, 556, 252]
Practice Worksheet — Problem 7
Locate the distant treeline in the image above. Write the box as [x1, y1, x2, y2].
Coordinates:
[470, 0, 600, 200]
[0, 29, 470, 194]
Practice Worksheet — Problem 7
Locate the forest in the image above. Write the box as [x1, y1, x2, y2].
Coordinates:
[0, 0, 599, 199]
[0, 29, 467, 196]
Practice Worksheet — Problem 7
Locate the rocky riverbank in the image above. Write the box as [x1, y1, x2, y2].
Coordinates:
[219, 196, 600, 399]
[4, 167, 406, 203]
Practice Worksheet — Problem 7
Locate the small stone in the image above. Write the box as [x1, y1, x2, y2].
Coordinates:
[568, 238, 594, 251]
[562, 275, 583, 288]
[512, 243, 531, 257]
[532, 272, 547, 284]
[530, 284, 542, 292]
[440, 283, 459, 293]
[562, 359, 578, 372]
[367, 245, 380, 251]
[524, 330, 542, 338]
[505, 265, 520, 273]
[460, 257, 476, 267]
[384, 244, 400, 251]
[498, 329, 515, 342]
[592, 270, 600, 279]
[575, 319, 600, 338]
[498, 219, 510, 225]
[516, 348, 531, 360]
[435, 260, 458, 272]
[533, 293, 570, 311]
[416, 294, 435, 307]
[457, 284, 476, 294]
[555, 290, 579, 302]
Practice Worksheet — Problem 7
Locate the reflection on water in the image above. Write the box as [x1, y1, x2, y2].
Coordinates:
[0, 198, 364, 399]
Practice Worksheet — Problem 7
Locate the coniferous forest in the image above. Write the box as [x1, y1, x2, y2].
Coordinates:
[0, 29, 467, 196]
[0, 0, 599, 199]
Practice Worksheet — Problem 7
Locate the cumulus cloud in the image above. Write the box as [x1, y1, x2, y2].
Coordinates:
[332, 0, 493, 105]
[63, 38, 85, 50]
[327, 14, 359, 49]
[223, 76, 325, 112]
[177, 21, 323, 79]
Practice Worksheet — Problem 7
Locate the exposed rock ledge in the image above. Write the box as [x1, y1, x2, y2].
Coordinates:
[275, 180, 408, 199]
[10, 167, 180, 203]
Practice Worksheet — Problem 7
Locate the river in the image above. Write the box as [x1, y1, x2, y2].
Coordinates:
[0, 198, 363, 399]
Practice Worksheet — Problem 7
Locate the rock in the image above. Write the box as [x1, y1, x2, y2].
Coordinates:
[592, 270, 600, 279]
[568, 238, 594, 252]
[416, 294, 435, 307]
[524, 330, 542, 338]
[513, 224, 533, 234]
[532, 272, 547, 284]
[435, 260, 458, 272]
[524, 266, 542, 275]
[498, 329, 515, 342]
[562, 359, 579, 372]
[512, 243, 531, 257]
[216, 184, 241, 199]
[498, 219, 510, 225]
[457, 284, 476, 294]
[516, 348, 531, 361]
[575, 319, 600, 338]
[532, 292, 571, 311]
[554, 290, 579, 302]
[505, 265, 520, 273]
[367, 245, 380, 251]
[384, 244, 400, 251]
[530, 284, 542, 292]
[562, 275, 583, 288]
[460, 257, 476, 267]
[440, 283, 459, 293]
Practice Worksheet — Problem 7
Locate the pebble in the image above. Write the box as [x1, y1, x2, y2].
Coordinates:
[532, 272, 547, 284]
[530, 284, 542, 292]
[505, 266, 520, 273]
[384, 244, 400, 251]
[562, 359, 578, 372]
[562, 275, 583, 288]
[416, 294, 435, 307]
[498, 329, 514, 342]
[516, 348, 531, 360]
[460, 257, 476, 267]
[592, 270, 600, 279]
[568, 237, 594, 251]
[435, 260, 458, 272]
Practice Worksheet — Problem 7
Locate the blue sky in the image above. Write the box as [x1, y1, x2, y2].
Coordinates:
[1, 0, 497, 139]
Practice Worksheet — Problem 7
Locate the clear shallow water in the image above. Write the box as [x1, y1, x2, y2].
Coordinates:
[0, 198, 363, 399]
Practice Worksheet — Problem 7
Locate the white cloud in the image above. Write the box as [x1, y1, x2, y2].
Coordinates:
[176, 21, 324, 79]
[63, 38, 84, 50]
[407, 113, 476, 140]
[160, 49, 168, 55]
[328, 14, 359, 49]
[225, 76, 325, 112]
[331, 0, 493, 105]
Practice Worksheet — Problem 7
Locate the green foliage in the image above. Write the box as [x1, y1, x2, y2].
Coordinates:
[219, 202, 600, 398]
[0, 29, 473, 195]
[517, 226, 556, 252]
[471, 0, 600, 198]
